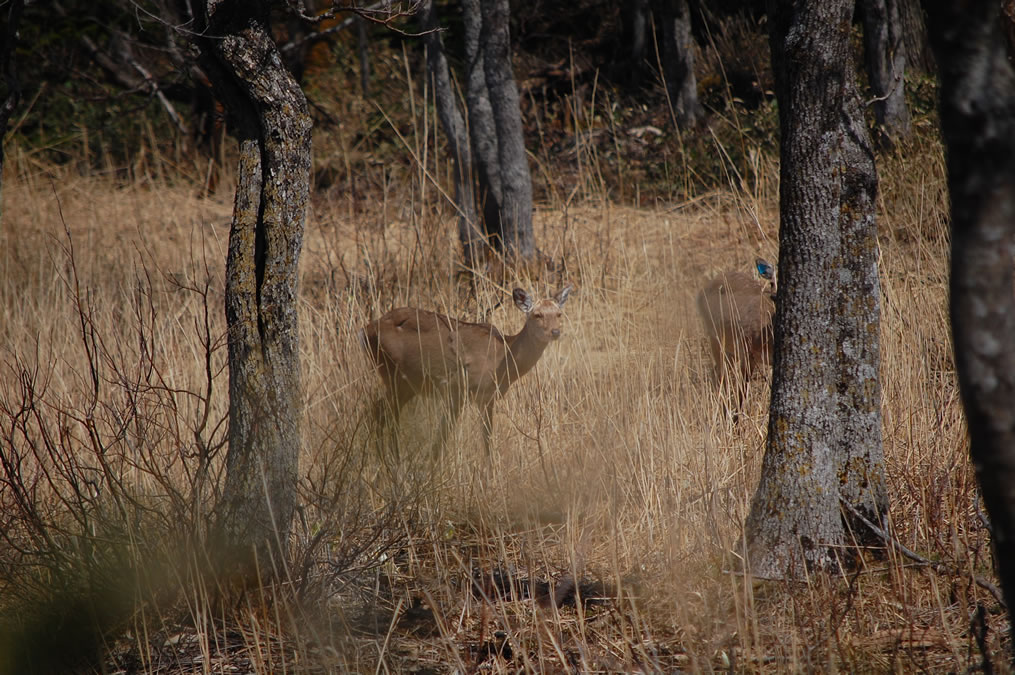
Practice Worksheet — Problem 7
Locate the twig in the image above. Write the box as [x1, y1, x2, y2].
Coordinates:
[279, 0, 434, 54]
[839, 497, 1006, 608]
[118, 41, 187, 135]
[54, 0, 186, 136]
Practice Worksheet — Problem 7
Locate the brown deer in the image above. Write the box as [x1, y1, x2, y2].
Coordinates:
[696, 258, 776, 409]
[360, 284, 573, 456]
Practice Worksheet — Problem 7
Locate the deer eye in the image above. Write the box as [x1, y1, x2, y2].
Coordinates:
[533, 313, 543, 319]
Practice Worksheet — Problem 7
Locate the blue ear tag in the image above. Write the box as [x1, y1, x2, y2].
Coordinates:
[756, 259, 774, 280]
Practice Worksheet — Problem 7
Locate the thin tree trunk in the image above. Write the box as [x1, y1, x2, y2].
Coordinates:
[924, 0, 1015, 634]
[191, 0, 311, 574]
[462, 0, 503, 249]
[860, 0, 911, 147]
[479, 0, 535, 261]
[654, 0, 703, 128]
[420, 0, 482, 268]
[357, 16, 370, 98]
[628, 0, 650, 65]
[900, 0, 934, 74]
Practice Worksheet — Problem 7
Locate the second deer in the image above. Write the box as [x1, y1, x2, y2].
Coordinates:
[697, 258, 776, 408]
[360, 284, 573, 456]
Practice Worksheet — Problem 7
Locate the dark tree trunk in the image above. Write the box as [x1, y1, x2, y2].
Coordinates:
[746, 0, 886, 578]
[0, 0, 25, 223]
[924, 0, 1015, 637]
[627, 0, 651, 65]
[478, 0, 535, 261]
[357, 16, 370, 98]
[189, 0, 310, 574]
[653, 0, 703, 128]
[899, 0, 934, 74]
[860, 0, 911, 147]
[462, 0, 503, 252]
[420, 0, 482, 268]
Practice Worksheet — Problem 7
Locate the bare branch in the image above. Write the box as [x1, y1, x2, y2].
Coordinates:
[840, 496, 1007, 608]
[279, 0, 432, 55]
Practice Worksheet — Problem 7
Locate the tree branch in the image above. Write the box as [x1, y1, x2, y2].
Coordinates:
[279, 0, 431, 54]
[840, 496, 1007, 608]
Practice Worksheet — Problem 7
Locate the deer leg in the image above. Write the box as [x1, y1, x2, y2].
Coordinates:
[479, 400, 495, 457]
[431, 392, 464, 458]
[376, 381, 414, 459]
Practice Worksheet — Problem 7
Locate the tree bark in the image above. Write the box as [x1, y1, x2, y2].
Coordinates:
[653, 0, 704, 128]
[899, 0, 934, 74]
[462, 0, 502, 254]
[746, 0, 886, 578]
[835, 59, 889, 539]
[860, 0, 911, 147]
[190, 0, 310, 574]
[478, 0, 535, 261]
[923, 0, 1015, 635]
[357, 16, 370, 98]
[420, 0, 483, 269]
[626, 0, 651, 66]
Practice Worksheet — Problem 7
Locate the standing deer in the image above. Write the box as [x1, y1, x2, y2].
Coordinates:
[696, 258, 776, 410]
[360, 284, 573, 456]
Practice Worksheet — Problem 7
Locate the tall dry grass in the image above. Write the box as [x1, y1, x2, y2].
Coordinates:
[0, 108, 1007, 671]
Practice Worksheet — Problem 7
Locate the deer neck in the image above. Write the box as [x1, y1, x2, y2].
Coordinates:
[497, 319, 550, 392]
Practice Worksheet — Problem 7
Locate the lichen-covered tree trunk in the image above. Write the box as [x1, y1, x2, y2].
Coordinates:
[653, 0, 703, 128]
[747, 0, 886, 578]
[860, 0, 911, 147]
[924, 0, 1015, 633]
[420, 0, 482, 268]
[479, 0, 535, 261]
[191, 0, 311, 573]
[836, 57, 889, 537]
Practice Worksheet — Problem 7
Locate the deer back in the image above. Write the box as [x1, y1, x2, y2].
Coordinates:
[361, 307, 509, 397]
[697, 266, 775, 375]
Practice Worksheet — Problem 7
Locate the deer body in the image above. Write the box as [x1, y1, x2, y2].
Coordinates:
[361, 285, 573, 455]
[697, 259, 776, 399]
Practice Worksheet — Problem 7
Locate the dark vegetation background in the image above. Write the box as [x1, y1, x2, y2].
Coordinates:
[14, 1, 790, 199]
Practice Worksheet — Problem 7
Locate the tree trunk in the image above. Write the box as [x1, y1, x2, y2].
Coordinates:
[462, 0, 503, 251]
[420, 0, 483, 269]
[190, 0, 310, 574]
[836, 58, 889, 539]
[924, 0, 1015, 635]
[746, 0, 886, 578]
[479, 0, 535, 261]
[899, 0, 934, 74]
[357, 16, 370, 98]
[626, 0, 651, 66]
[653, 0, 704, 128]
[0, 0, 25, 224]
[860, 0, 911, 147]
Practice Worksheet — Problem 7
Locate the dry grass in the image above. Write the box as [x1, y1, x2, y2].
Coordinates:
[0, 120, 1009, 672]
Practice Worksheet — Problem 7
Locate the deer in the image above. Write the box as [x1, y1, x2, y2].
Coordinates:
[360, 284, 574, 456]
[696, 258, 776, 413]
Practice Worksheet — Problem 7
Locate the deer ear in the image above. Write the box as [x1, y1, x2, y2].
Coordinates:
[555, 283, 573, 306]
[513, 288, 533, 312]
